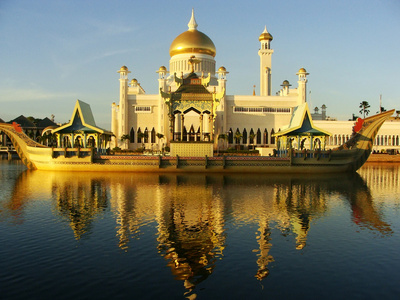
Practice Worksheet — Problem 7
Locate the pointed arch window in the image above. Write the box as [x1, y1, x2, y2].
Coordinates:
[235, 128, 241, 144]
[263, 129, 268, 145]
[228, 128, 233, 144]
[151, 128, 156, 143]
[242, 128, 247, 144]
[256, 129, 262, 144]
[130, 127, 135, 143]
[137, 128, 142, 143]
[144, 128, 149, 143]
[249, 128, 255, 144]
[270, 129, 275, 144]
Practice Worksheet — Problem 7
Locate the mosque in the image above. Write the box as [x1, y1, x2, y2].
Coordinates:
[111, 9, 400, 154]
[111, 10, 309, 153]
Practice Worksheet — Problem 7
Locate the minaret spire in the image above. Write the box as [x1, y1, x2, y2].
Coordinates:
[188, 8, 198, 31]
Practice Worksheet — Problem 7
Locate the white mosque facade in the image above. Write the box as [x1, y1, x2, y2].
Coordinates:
[110, 10, 400, 153]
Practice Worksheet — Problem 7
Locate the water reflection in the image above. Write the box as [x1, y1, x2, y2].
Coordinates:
[53, 174, 109, 239]
[1, 167, 396, 294]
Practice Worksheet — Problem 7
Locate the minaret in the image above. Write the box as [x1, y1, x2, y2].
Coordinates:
[117, 66, 131, 148]
[111, 102, 119, 147]
[296, 68, 309, 104]
[157, 66, 169, 138]
[258, 26, 274, 96]
[216, 66, 228, 135]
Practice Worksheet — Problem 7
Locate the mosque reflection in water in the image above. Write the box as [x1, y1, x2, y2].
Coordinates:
[3, 167, 394, 293]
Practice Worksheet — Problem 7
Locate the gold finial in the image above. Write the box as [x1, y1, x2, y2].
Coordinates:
[253, 85, 256, 96]
[188, 55, 200, 73]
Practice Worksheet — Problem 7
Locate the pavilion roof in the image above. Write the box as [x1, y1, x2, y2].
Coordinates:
[8, 115, 36, 128]
[37, 117, 58, 129]
[161, 72, 214, 101]
[273, 103, 331, 137]
[52, 100, 112, 135]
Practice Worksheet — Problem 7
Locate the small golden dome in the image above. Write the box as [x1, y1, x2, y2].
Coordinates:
[130, 78, 138, 84]
[281, 80, 291, 86]
[259, 26, 273, 41]
[218, 66, 226, 72]
[120, 65, 128, 71]
[298, 68, 307, 73]
[159, 66, 167, 71]
[169, 10, 216, 57]
[259, 32, 273, 41]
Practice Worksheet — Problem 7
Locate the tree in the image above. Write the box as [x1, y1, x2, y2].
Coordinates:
[156, 133, 164, 140]
[137, 132, 148, 148]
[359, 101, 370, 118]
[234, 131, 242, 150]
[249, 132, 256, 149]
[142, 131, 149, 143]
[120, 134, 130, 148]
[156, 133, 164, 152]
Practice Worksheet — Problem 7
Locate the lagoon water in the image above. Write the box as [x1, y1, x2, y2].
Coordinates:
[0, 160, 399, 299]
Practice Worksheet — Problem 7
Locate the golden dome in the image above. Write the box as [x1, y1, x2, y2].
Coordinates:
[218, 66, 226, 72]
[158, 66, 167, 71]
[169, 10, 216, 57]
[259, 26, 273, 41]
[169, 29, 216, 57]
[297, 68, 309, 75]
[120, 65, 128, 71]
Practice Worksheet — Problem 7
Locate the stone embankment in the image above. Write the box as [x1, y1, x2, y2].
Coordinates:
[367, 154, 400, 163]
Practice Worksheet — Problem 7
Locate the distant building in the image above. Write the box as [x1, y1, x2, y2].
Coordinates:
[0, 115, 59, 147]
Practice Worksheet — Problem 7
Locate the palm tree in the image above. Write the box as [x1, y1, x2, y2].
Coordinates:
[156, 133, 164, 141]
[120, 134, 130, 148]
[249, 132, 256, 150]
[156, 133, 164, 152]
[142, 131, 149, 144]
[359, 101, 370, 118]
[234, 131, 242, 150]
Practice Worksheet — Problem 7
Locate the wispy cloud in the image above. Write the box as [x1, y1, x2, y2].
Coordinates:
[51, 48, 136, 79]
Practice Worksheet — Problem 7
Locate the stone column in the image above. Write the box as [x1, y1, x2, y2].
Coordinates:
[181, 114, 184, 141]
[171, 114, 175, 141]
[174, 114, 179, 141]
[200, 114, 204, 141]
[209, 114, 213, 139]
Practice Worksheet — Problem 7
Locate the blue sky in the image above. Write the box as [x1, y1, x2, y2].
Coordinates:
[1, 0, 399, 129]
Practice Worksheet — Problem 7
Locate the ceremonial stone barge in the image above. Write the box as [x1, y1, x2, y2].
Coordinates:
[0, 99, 393, 173]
